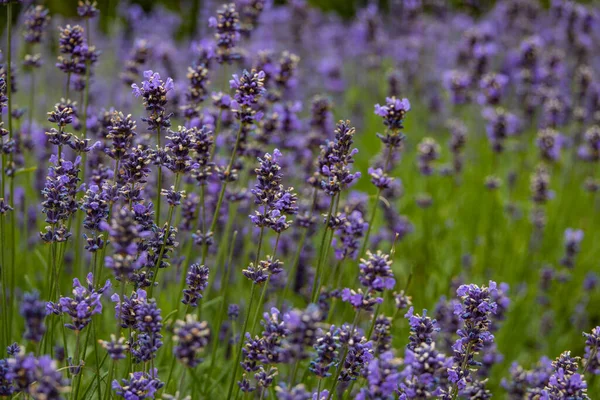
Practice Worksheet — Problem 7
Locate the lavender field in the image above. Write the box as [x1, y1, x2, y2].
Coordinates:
[0, 0, 599, 398]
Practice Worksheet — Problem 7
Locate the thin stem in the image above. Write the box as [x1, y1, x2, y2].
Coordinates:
[205, 230, 238, 392]
[209, 109, 223, 162]
[450, 342, 473, 400]
[155, 125, 162, 224]
[279, 227, 308, 308]
[205, 124, 244, 258]
[359, 146, 394, 258]
[149, 173, 181, 296]
[326, 309, 361, 400]
[250, 233, 280, 334]
[226, 284, 256, 400]
[311, 194, 337, 303]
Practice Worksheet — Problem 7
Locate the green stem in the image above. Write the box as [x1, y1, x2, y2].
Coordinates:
[209, 109, 223, 162]
[326, 309, 361, 400]
[204, 230, 238, 392]
[155, 126, 162, 225]
[226, 284, 256, 400]
[311, 194, 337, 303]
[204, 124, 244, 258]
[149, 173, 181, 297]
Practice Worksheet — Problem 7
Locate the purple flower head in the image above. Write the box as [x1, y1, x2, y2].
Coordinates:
[103, 207, 148, 280]
[309, 325, 340, 378]
[77, 0, 99, 19]
[368, 168, 394, 190]
[482, 107, 520, 153]
[182, 264, 210, 307]
[210, 3, 241, 64]
[478, 73, 509, 105]
[374, 96, 410, 132]
[339, 337, 374, 382]
[448, 281, 499, 393]
[131, 70, 174, 132]
[394, 290, 413, 311]
[173, 314, 211, 367]
[359, 250, 395, 291]
[99, 335, 129, 361]
[333, 210, 368, 261]
[20, 291, 46, 343]
[318, 120, 361, 195]
[340, 288, 383, 311]
[536, 128, 564, 162]
[58, 25, 84, 55]
[583, 327, 600, 375]
[405, 307, 440, 350]
[444, 70, 472, 105]
[356, 351, 401, 400]
[531, 165, 553, 205]
[111, 289, 147, 329]
[23, 5, 51, 45]
[578, 126, 600, 162]
[399, 342, 452, 398]
[230, 69, 266, 106]
[7, 353, 68, 398]
[417, 137, 440, 176]
[544, 353, 588, 400]
[112, 370, 163, 399]
[561, 228, 584, 268]
[47, 273, 111, 331]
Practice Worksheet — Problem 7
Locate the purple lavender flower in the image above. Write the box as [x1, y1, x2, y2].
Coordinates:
[359, 250, 395, 291]
[543, 352, 588, 399]
[47, 273, 111, 331]
[394, 290, 413, 311]
[318, 120, 361, 196]
[102, 207, 148, 280]
[131, 70, 174, 132]
[356, 351, 401, 400]
[230, 69, 266, 107]
[182, 263, 209, 307]
[99, 335, 129, 361]
[399, 342, 452, 398]
[112, 370, 163, 399]
[560, 228, 584, 268]
[578, 126, 600, 162]
[478, 73, 509, 105]
[536, 128, 564, 162]
[531, 165, 552, 208]
[238, 0, 267, 37]
[173, 315, 211, 367]
[583, 327, 600, 374]
[111, 289, 146, 329]
[333, 210, 367, 260]
[182, 63, 210, 119]
[20, 291, 46, 342]
[417, 138, 440, 176]
[23, 5, 50, 45]
[77, 0, 99, 19]
[340, 288, 382, 311]
[105, 111, 137, 161]
[444, 70, 471, 105]
[368, 168, 394, 190]
[209, 3, 241, 64]
[374, 96, 411, 132]
[7, 353, 68, 399]
[447, 281, 498, 394]
[405, 307, 439, 350]
[0, 358, 14, 396]
[482, 107, 520, 153]
[339, 336, 374, 382]
[309, 325, 340, 378]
